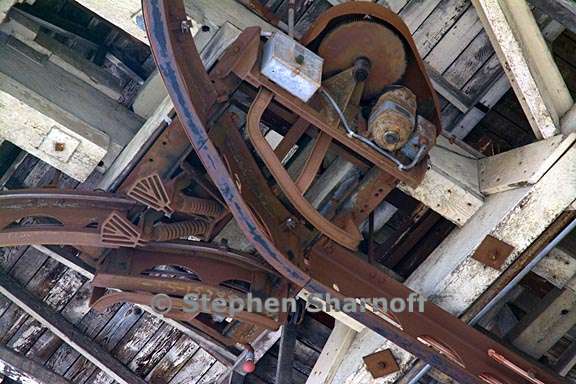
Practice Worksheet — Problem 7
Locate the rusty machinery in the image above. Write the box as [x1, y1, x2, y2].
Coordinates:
[0, 1, 567, 383]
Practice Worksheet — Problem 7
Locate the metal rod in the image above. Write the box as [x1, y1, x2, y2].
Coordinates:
[408, 216, 576, 383]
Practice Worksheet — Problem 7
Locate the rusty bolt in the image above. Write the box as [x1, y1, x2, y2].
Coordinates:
[378, 362, 387, 369]
[54, 142, 65, 152]
[490, 253, 498, 261]
[285, 217, 297, 230]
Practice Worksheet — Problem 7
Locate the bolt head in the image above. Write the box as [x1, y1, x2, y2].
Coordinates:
[383, 131, 400, 145]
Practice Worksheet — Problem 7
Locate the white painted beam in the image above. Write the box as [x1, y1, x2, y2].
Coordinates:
[306, 322, 357, 384]
[472, 0, 573, 139]
[478, 133, 576, 194]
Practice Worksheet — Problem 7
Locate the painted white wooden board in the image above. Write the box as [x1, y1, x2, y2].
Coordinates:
[0, 88, 108, 181]
[479, 133, 576, 194]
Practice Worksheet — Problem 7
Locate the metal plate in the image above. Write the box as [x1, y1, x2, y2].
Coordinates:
[363, 349, 400, 379]
[472, 235, 515, 270]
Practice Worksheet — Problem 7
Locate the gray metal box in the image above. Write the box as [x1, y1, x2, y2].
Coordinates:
[260, 32, 323, 102]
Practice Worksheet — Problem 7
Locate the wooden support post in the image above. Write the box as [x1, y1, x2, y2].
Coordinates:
[0, 344, 71, 384]
[306, 321, 357, 384]
[472, 0, 574, 139]
[0, 271, 147, 384]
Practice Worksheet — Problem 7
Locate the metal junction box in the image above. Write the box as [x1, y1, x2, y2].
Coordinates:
[261, 32, 323, 102]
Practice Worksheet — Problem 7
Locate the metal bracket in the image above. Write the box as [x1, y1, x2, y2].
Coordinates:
[363, 349, 400, 379]
[472, 235, 515, 270]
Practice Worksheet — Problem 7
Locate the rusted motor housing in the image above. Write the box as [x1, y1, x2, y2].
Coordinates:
[368, 87, 417, 152]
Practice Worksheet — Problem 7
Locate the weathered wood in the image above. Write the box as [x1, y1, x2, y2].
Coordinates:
[169, 348, 215, 384]
[533, 248, 576, 290]
[425, 6, 484, 73]
[412, 0, 469, 57]
[478, 133, 576, 194]
[306, 321, 356, 384]
[510, 283, 576, 358]
[0, 84, 108, 182]
[184, 0, 279, 34]
[399, 137, 483, 226]
[472, 0, 573, 139]
[145, 335, 200, 382]
[100, 22, 241, 191]
[73, 0, 147, 43]
[529, 0, 576, 35]
[0, 344, 71, 384]
[127, 323, 181, 377]
[0, 272, 146, 384]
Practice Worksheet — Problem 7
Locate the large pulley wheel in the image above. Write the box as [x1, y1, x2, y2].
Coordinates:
[317, 20, 407, 100]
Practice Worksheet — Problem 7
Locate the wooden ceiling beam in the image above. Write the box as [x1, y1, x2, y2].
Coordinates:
[472, 0, 574, 139]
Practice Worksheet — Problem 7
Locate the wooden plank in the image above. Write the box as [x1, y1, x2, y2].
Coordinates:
[0, 85, 108, 182]
[529, 0, 576, 35]
[399, 137, 483, 226]
[533, 248, 576, 290]
[73, 0, 148, 43]
[408, 144, 576, 313]
[168, 348, 215, 384]
[425, 6, 484, 73]
[0, 272, 147, 384]
[399, 0, 441, 33]
[478, 133, 576, 194]
[145, 335, 200, 383]
[0, 344, 71, 384]
[184, 0, 279, 34]
[6, 268, 85, 353]
[127, 323, 180, 377]
[412, 0, 469, 57]
[472, 0, 573, 139]
[306, 321, 356, 384]
[443, 31, 494, 89]
[510, 283, 576, 358]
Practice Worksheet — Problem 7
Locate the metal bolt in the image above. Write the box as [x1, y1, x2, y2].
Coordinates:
[54, 142, 65, 152]
[295, 54, 305, 65]
[378, 362, 387, 369]
[181, 19, 193, 32]
[285, 217, 296, 230]
[353, 57, 371, 82]
[383, 131, 400, 145]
